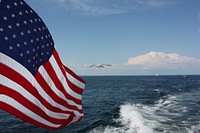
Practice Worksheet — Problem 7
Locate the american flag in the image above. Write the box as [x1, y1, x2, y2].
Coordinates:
[0, 0, 86, 129]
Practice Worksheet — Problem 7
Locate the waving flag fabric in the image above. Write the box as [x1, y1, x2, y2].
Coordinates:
[0, 0, 86, 129]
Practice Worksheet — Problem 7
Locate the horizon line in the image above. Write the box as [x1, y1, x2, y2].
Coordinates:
[79, 74, 200, 77]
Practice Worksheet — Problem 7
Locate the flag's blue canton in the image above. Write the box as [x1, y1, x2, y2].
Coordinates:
[0, 0, 54, 75]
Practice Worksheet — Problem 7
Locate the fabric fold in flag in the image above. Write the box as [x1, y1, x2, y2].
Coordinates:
[0, 0, 86, 130]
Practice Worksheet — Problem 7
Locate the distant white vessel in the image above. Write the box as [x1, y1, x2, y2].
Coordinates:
[156, 74, 159, 76]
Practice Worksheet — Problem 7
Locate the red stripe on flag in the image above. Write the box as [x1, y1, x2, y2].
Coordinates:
[65, 76, 84, 95]
[1, 63, 79, 114]
[43, 61, 82, 105]
[53, 50, 85, 94]
[0, 59, 84, 129]
[0, 101, 74, 130]
[35, 71, 83, 114]
[0, 85, 72, 125]
[0, 101, 57, 130]
[53, 50, 85, 84]
[64, 65, 86, 84]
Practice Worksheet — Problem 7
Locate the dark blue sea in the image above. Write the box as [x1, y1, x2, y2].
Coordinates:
[1, 76, 200, 133]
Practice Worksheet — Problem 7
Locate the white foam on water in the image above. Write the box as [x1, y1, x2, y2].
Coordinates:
[89, 126, 125, 133]
[117, 103, 154, 133]
[89, 94, 199, 133]
[188, 123, 200, 133]
[89, 103, 155, 133]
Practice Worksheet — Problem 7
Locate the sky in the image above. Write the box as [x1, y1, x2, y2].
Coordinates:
[26, 0, 200, 75]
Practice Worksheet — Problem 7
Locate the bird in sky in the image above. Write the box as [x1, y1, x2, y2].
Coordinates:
[89, 64, 112, 68]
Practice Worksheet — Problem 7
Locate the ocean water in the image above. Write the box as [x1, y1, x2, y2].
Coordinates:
[0, 76, 200, 133]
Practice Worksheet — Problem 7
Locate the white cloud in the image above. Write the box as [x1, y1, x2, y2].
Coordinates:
[45, 0, 126, 15]
[134, 0, 170, 7]
[44, 0, 172, 15]
[128, 51, 200, 70]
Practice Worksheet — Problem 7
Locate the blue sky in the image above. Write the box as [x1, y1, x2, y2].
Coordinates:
[26, 0, 200, 75]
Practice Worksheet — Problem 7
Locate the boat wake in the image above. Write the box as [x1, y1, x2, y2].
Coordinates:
[89, 93, 200, 133]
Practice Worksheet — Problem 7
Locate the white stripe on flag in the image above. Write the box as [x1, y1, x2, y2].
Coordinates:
[50, 55, 82, 99]
[0, 75, 71, 119]
[0, 52, 82, 116]
[38, 65, 82, 110]
[66, 72, 85, 89]
[0, 95, 61, 128]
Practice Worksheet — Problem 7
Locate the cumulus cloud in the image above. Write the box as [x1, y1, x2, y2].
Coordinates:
[128, 51, 200, 70]
[43, 0, 172, 15]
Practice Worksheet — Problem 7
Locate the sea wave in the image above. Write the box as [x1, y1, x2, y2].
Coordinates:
[89, 93, 199, 133]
